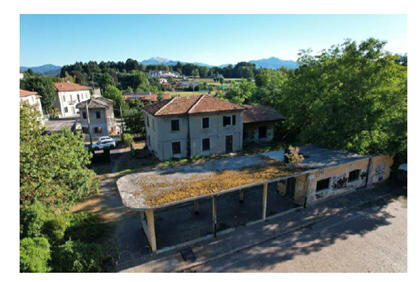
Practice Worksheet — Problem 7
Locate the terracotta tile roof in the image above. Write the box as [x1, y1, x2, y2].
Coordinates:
[20, 89, 41, 98]
[76, 97, 115, 109]
[243, 105, 286, 123]
[188, 95, 245, 114]
[54, 82, 90, 92]
[142, 95, 245, 116]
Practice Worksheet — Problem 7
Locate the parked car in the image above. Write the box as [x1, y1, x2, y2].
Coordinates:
[98, 136, 118, 144]
[92, 139, 116, 150]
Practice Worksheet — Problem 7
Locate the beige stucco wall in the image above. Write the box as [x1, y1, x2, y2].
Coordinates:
[305, 158, 370, 206]
[144, 111, 244, 161]
[367, 155, 394, 186]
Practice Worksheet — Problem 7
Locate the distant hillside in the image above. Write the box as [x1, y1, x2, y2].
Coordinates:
[248, 57, 298, 70]
[20, 64, 61, 74]
[140, 56, 297, 69]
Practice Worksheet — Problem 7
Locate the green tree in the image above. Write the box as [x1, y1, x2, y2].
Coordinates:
[20, 103, 97, 208]
[20, 75, 56, 113]
[278, 38, 407, 158]
[20, 237, 51, 273]
[225, 79, 256, 105]
[103, 86, 127, 118]
[98, 73, 115, 92]
[124, 109, 145, 137]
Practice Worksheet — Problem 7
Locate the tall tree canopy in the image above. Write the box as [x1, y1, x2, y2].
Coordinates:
[20, 75, 56, 113]
[20, 104, 97, 208]
[278, 38, 407, 158]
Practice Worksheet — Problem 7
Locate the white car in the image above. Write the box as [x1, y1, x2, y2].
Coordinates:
[98, 136, 118, 144]
[92, 139, 116, 150]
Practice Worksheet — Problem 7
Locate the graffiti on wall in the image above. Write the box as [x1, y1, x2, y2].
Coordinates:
[332, 173, 348, 190]
[375, 163, 386, 175]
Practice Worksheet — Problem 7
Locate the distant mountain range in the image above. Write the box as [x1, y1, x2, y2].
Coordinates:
[20, 57, 298, 75]
[20, 64, 61, 75]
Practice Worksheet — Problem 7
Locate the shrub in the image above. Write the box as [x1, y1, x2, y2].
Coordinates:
[284, 146, 305, 164]
[52, 240, 103, 272]
[20, 237, 51, 273]
[65, 212, 107, 243]
[122, 133, 133, 147]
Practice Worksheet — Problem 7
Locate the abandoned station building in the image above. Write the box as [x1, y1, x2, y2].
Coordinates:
[142, 95, 285, 161]
[117, 144, 394, 253]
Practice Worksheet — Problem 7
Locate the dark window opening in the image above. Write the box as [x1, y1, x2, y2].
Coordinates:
[316, 178, 330, 191]
[172, 141, 181, 155]
[202, 138, 210, 151]
[96, 111, 101, 119]
[202, 117, 209, 129]
[171, 119, 180, 131]
[259, 126, 267, 138]
[223, 116, 231, 127]
[232, 115, 236, 125]
[94, 127, 102, 133]
[82, 112, 87, 119]
[64, 107, 68, 113]
[349, 169, 360, 182]
[147, 116, 150, 127]
[82, 127, 89, 133]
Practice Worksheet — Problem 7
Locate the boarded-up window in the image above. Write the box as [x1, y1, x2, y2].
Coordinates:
[316, 178, 330, 191]
[172, 141, 181, 155]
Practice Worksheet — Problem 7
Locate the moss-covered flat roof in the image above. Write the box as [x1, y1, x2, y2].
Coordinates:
[116, 145, 368, 211]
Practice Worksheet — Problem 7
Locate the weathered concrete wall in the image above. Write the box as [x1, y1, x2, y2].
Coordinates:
[294, 174, 307, 206]
[80, 108, 113, 138]
[305, 158, 369, 206]
[244, 122, 275, 143]
[367, 155, 394, 186]
[189, 112, 243, 157]
[145, 111, 244, 161]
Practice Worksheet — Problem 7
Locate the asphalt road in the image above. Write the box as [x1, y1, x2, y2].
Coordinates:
[194, 195, 407, 273]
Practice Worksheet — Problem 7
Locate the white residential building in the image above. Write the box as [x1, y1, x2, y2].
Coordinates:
[149, 70, 182, 78]
[20, 89, 44, 124]
[53, 81, 91, 118]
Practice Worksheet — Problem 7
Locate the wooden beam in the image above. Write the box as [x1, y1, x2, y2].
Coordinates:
[194, 199, 199, 215]
[212, 196, 217, 237]
[145, 210, 157, 253]
[262, 183, 268, 220]
[239, 190, 244, 203]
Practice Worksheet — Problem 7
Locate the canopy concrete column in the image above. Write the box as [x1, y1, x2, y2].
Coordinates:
[262, 183, 268, 220]
[194, 199, 199, 215]
[141, 209, 157, 253]
[212, 196, 217, 237]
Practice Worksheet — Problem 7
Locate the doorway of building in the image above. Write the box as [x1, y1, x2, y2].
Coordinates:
[225, 135, 233, 153]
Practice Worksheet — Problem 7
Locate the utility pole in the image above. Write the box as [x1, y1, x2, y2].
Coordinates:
[120, 104, 124, 136]
[86, 101, 93, 147]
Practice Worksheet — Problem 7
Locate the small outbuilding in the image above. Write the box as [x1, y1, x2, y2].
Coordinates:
[243, 105, 285, 143]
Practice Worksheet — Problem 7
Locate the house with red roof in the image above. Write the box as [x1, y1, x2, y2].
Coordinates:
[142, 95, 246, 160]
[20, 89, 44, 124]
[53, 81, 91, 118]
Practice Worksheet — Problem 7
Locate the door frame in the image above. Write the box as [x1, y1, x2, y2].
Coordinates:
[225, 134, 234, 153]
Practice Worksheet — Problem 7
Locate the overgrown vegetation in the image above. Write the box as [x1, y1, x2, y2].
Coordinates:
[20, 103, 107, 272]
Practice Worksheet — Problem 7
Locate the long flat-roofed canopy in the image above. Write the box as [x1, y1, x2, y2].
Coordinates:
[116, 145, 369, 211]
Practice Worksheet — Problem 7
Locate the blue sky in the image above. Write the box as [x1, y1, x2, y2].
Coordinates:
[20, 14, 407, 67]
